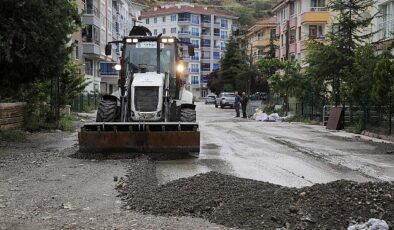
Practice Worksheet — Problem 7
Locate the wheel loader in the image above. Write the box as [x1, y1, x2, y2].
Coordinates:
[78, 26, 200, 154]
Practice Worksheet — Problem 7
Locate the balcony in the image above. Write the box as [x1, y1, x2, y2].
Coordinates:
[178, 18, 191, 25]
[178, 31, 191, 37]
[202, 21, 211, 27]
[213, 21, 221, 28]
[201, 33, 211, 38]
[301, 8, 329, 24]
[83, 42, 101, 56]
[82, 9, 101, 28]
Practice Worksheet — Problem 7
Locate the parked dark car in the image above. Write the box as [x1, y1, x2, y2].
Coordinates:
[205, 95, 216, 104]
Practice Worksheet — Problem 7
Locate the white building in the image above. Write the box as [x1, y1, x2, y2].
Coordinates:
[371, 0, 394, 53]
[81, 0, 145, 94]
[140, 3, 237, 98]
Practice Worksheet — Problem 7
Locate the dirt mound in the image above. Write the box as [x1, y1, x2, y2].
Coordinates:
[118, 159, 394, 229]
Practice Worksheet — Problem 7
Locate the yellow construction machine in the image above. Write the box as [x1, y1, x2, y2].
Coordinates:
[78, 26, 200, 154]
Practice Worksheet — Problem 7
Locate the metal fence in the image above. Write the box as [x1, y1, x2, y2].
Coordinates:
[71, 92, 101, 113]
[323, 103, 393, 135]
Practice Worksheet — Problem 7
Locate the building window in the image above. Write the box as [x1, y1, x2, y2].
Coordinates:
[85, 0, 99, 16]
[290, 2, 295, 16]
[154, 17, 157, 23]
[154, 29, 157, 35]
[309, 25, 324, 39]
[191, 75, 199, 85]
[271, 28, 277, 39]
[213, 63, 219, 70]
[190, 63, 199, 73]
[214, 28, 220, 36]
[74, 40, 79, 59]
[257, 32, 262, 40]
[162, 16, 166, 22]
[100, 62, 118, 75]
[171, 14, 176, 21]
[191, 15, 200, 24]
[85, 58, 93, 75]
[191, 39, 199, 48]
[221, 19, 228, 29]
[298, 26, 301, 40]
[201, 63, 210, 71]
[191, 51, 199, 60]
[191, 27, 199, 36]
[213, 51, 220, 60]
[220, 31, 228, 40]
[290, 29, 296, 43]
[145, 18, 149, 24]
[162, 28, 166, 34]
[82, 25, 100, 45]
[178, 13, 190, 22]
[171, 27, 176, 34]
[180, 37, 191, 43]
[201, 39, 211, 47]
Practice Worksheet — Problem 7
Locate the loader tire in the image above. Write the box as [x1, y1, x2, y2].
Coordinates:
[180, 108, 196, 122]
[96, 99, 117, 122]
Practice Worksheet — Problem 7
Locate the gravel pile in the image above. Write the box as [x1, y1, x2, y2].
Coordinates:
[118, 158, 394, 230]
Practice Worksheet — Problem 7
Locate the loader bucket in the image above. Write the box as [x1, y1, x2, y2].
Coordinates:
[78, 122, 200, 154]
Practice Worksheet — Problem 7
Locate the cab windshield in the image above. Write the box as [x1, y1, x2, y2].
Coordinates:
[123, 41, 176, 74]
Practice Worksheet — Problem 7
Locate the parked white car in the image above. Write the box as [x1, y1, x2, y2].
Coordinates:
[215, 92, 236, 109]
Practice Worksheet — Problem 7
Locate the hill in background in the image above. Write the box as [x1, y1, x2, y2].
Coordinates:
[134, 0, 277, 26]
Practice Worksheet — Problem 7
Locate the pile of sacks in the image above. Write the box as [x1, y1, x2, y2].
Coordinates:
[253, 109, 284, 122]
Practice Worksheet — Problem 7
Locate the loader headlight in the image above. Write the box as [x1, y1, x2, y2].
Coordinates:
[114, 64, 121, 71]
[176, 63, 185, 73]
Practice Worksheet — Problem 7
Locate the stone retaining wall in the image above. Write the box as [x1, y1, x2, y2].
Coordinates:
[0, 102, 27, 130]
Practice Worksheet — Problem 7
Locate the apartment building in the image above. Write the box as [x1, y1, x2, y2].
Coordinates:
[71, 0, 85, 75]
[244, 17, 278, 64]
[272, 0, 332, 63]
[371, 0, 394, 53]
[81, 0, 145, 94]
[140, 3, 237, 98]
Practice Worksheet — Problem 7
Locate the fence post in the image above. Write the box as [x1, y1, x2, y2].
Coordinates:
[94, 92, 97, 108]
[80, 93, 84, 112]
[389, 95, 392, 135]
[87, 93, 90, 106]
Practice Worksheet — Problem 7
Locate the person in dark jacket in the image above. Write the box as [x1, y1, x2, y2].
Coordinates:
[234, 91, 241, 117]
[241, 92, 249, 118]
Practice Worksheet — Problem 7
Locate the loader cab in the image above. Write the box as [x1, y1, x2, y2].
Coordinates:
[121, 36, 192, 99]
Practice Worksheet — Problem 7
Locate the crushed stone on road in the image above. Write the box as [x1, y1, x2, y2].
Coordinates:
[119, 157, 394, 230]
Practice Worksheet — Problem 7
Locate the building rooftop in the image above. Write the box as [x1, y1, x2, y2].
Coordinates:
[140, 4, 238, 19]
[245, 17, 277, 36]
[272, 0, 290, 12]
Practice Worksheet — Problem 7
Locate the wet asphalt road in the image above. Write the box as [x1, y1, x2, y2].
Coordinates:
[156, 102, 394, 187]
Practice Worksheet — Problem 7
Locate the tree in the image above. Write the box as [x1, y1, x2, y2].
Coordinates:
[305, 0, 377, 106]
[236, 7, 254, 26]
[207, 70, 222, 95]
[268, 60, 302, 113]
[0, 0, 81, 101]
[215, 38, 248, 92]
[372, 47, 394, 104]
[59, 58, 90, 107]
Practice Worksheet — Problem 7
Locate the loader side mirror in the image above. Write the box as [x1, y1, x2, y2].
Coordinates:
[188, 44, 195, 56]
[105, 44, 112, 56]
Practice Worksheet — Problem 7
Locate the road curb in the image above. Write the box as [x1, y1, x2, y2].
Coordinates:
[361, 130, 394, 142]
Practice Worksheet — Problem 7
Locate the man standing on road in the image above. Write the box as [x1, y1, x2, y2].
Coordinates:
[241, 92, 249, 118]
[234, 91, 241, 117]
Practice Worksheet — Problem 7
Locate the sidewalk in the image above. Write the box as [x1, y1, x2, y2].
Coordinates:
[304, 124, 394, 144]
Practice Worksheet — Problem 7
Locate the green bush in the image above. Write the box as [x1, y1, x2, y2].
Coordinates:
[58, 114, 77, 131]
[0, 129, 27, 142]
